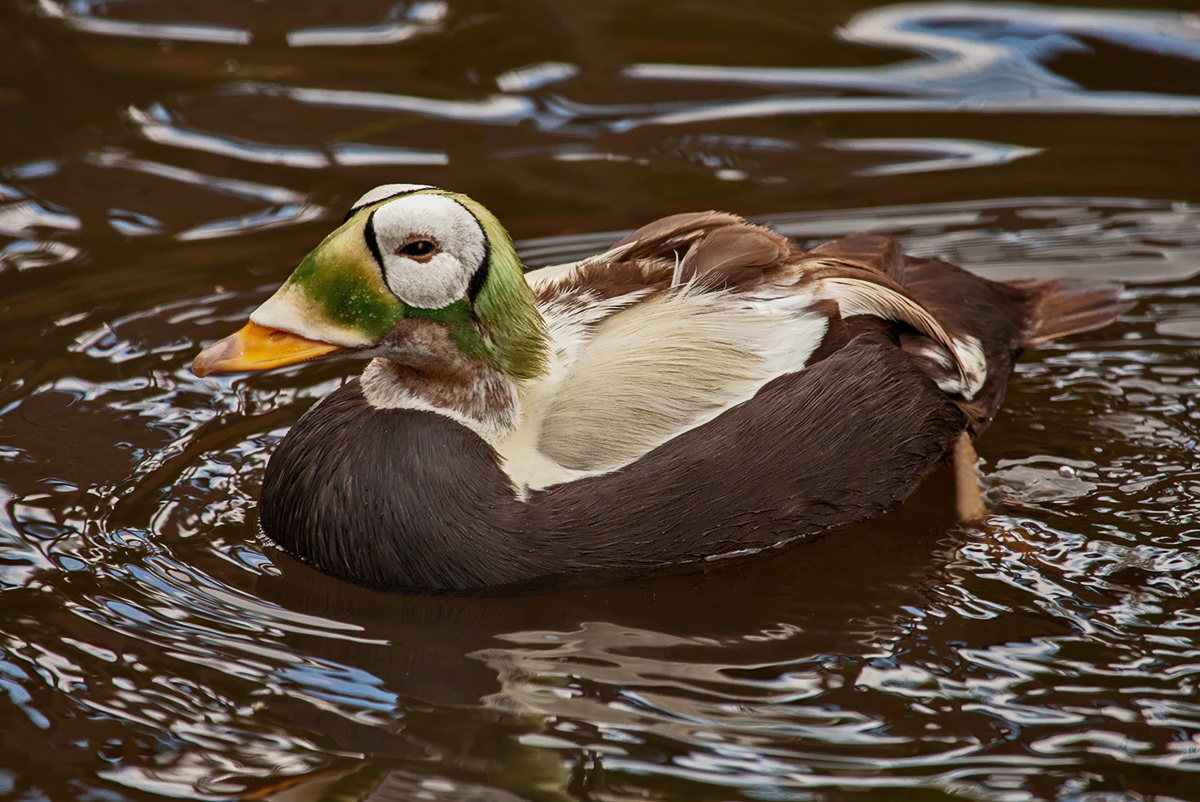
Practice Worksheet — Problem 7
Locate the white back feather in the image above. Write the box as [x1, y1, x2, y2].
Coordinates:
[492, 285, 828, 490]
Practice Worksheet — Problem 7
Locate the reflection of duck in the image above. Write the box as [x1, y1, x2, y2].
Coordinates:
[239, 480, 1066, 802]
[192, 184, 1125, 593]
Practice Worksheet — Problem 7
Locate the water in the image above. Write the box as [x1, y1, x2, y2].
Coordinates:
[1, 1, 1199, 799]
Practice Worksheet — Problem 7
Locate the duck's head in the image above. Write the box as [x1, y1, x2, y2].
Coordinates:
[192, 184, 548, 381]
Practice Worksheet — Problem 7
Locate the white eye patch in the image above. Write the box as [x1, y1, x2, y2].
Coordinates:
[369, 193, 487, 309]
[347, 183, 436, 220]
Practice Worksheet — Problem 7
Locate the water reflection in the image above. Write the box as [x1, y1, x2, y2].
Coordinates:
[128, 104, 451, 170]
[3, 0, 1200, 799]
[3, 197, 1200, 797]
[0, 149, 318, 250]
[625, 3, 1200, 118]
[826, 137, 1041, 177]
[286, 1, 448, 48]
[34, 0, 253, 45]
[8, 0, 1197, 285]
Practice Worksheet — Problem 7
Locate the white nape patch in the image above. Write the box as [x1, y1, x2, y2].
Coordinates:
[360, 358, 519, 444]
[251, 285, 374, 347]
[348, 183, 436, 217]
[372, 194, 487, 309]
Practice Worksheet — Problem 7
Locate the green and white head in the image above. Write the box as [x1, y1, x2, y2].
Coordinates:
[192, 184, 548, 380]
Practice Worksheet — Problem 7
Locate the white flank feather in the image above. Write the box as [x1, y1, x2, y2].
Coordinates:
[820, 276, 987, 398]
[492, 285, 829, 491]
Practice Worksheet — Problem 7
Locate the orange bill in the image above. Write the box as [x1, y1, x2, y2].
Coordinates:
[192, 321, 342, 377]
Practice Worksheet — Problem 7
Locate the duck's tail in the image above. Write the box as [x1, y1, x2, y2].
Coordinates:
[1010, 279, 1131, 347]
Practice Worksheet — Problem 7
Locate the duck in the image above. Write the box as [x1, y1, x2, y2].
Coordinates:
[192, 183, 1126, 593]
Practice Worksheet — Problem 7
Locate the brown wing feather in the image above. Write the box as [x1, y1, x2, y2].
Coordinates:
[541, 211, 804, 297]
[676, 223, 798, 288]
[1008, 278, 1131, 346]
[807, 233, 906, 283]
[529, 211, 749, 305]
[607, 210, 746, 259]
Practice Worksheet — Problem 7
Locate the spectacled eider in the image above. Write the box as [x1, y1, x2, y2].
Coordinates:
[192, 184, 1127, 593]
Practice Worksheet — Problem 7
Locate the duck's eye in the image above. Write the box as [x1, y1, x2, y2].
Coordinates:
[397, 239, 436, 258]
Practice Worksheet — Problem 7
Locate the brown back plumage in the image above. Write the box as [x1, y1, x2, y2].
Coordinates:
[535, 221, 1127, 442]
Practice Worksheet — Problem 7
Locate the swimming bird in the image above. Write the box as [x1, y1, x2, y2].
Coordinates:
[192, 184, 1126, 593]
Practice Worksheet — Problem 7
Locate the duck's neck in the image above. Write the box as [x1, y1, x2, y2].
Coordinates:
[360, 319, 521, 444]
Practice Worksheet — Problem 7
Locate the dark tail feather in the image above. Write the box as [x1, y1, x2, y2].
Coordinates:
[1010, 279, 1131, 347]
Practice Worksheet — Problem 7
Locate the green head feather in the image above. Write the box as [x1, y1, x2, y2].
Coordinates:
[452, 193, 549, 381]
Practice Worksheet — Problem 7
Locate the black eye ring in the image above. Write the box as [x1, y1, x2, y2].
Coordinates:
[398, 239, 436, 257]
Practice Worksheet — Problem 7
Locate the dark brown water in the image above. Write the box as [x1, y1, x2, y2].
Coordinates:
[2, 1, 1199, 799]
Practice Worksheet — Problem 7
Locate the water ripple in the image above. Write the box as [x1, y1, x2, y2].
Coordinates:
[625, 3, 1200, 116]
[3, 1, 1200, 799]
